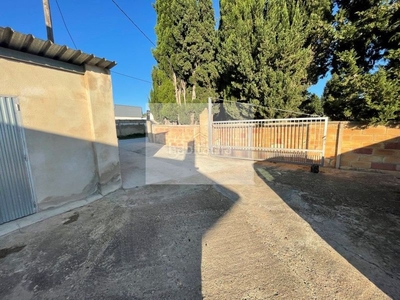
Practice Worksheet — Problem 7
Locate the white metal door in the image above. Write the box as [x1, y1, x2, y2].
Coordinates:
[0, 96, 36, 224]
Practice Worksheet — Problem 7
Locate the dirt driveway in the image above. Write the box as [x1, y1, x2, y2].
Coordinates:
[0, 138, 399, 299]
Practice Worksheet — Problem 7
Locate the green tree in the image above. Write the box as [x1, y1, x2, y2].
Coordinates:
[217, 0, 313, 118]
[323, 51, 400, 124]
[187, 0, 218, 101]
[323, 50, 366, 121]
[152, 0, 217, 104]
[323, 0, 400, 124]
[301, 0, 334, 84]
[149, 67, 176, 122]
[151, 0, 217, 123]
[299, 92, 324, 116]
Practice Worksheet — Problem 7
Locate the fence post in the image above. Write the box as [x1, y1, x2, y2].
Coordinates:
[335, 122, 344, 169]
[248, 124, 253, 159]
[208, 97, 213, 156]
[321, 117, 329, 166]
[146, 119, 153, 143]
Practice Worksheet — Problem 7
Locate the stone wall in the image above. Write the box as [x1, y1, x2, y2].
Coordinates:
[147, 109, 209, 154]
[325, 122, 400, 171]
[147, 107, 400, 171]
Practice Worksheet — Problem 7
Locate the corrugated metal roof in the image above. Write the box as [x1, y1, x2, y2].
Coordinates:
[115, 105, 143, 119]
[0, 27, 116, 69]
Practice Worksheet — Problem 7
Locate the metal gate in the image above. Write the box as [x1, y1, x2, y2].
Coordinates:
[0, 96, 36, 224]
[208, 100, 328, 166]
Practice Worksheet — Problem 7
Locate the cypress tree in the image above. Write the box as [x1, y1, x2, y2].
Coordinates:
[151, 0, 218, 123]
[218, 0, 313, 118]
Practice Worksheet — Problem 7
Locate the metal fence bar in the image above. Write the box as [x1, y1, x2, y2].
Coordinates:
[211, 114, 328, 166]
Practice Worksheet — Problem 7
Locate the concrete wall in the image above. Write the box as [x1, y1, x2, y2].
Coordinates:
[84, 65, 121, 196]
[116, 120, 146, 138]
[0, 54, 121, 210]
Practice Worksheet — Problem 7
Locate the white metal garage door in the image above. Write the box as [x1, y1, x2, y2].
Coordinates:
[0, 96, 36, 224]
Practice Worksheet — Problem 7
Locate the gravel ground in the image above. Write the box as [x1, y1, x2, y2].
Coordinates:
[0, 141, 399, 299]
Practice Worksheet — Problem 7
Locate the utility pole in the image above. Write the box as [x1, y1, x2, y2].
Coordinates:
[42, 0, 54, 42]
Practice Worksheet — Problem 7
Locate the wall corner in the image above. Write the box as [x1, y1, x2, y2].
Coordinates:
[84, 64, 122, 195]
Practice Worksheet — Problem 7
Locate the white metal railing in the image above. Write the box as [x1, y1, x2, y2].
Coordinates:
[211, 117, 329, 165]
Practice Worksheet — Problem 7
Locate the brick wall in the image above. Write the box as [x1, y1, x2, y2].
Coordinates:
[324, 122, 400, 171]
[147, 109, 400, 171]
[148, 109, 209, 154]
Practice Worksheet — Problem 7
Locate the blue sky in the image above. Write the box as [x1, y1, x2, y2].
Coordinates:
[1, 0, 324, 112]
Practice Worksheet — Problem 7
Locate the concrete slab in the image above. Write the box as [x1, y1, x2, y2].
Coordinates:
[118, 138, 257, 187]
[0, 138, 399, 299]
[0, 194, 102, 237]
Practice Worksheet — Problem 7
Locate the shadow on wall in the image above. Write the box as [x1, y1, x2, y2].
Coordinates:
[253, 159, 400, 298]
[0, 122, 121, 224]
[153, 131, 167, 145]
[329, 123, 400, 171]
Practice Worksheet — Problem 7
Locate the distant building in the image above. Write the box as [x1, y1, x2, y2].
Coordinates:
[114, 104, 144, 120]
[114, 105, 146, 138]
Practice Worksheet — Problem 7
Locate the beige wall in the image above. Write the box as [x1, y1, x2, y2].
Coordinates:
[0, 55, 121, 210]
[148, 109, 209, 154]
[148, 108, 400, 172]
[324, 122, 400, 171]
[84, 65, 121, 195]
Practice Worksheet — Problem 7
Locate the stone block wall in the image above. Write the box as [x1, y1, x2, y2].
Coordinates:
[325, 123, 400, 171]
[148, 109, 209, 154]
[147, 108, 400, 171]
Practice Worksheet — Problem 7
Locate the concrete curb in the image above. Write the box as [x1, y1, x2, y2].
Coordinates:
[0, 193, 103, 238]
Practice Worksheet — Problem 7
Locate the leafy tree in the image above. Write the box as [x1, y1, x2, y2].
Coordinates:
[323, 50, 366, 121]
[151, 0, 217, 123]
[301, 0, 334, 84]
[323, 50, 400, 124]
[299, 92, 324, 116]
[152, 0, 217, 104]
[187, 0, 218, 101]
[331, 0, 399, 73]
[149, 67, 176, 122]
[218, 0, 313, 118]
[150, 0, 399, 124]
[323, 0, 400, 124]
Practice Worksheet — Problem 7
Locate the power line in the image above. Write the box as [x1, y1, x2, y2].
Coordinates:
[52, 1, 151, 85]
[54, 0, 77, 49]
[111, 0, 156, 47]
[111, 71, 152, 84]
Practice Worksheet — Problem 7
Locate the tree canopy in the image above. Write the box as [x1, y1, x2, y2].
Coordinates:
[323, 0, 400, 124]
[150, 0, 400, 125]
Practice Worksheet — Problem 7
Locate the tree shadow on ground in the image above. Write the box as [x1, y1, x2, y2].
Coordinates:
[253, 161, 400, 298]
